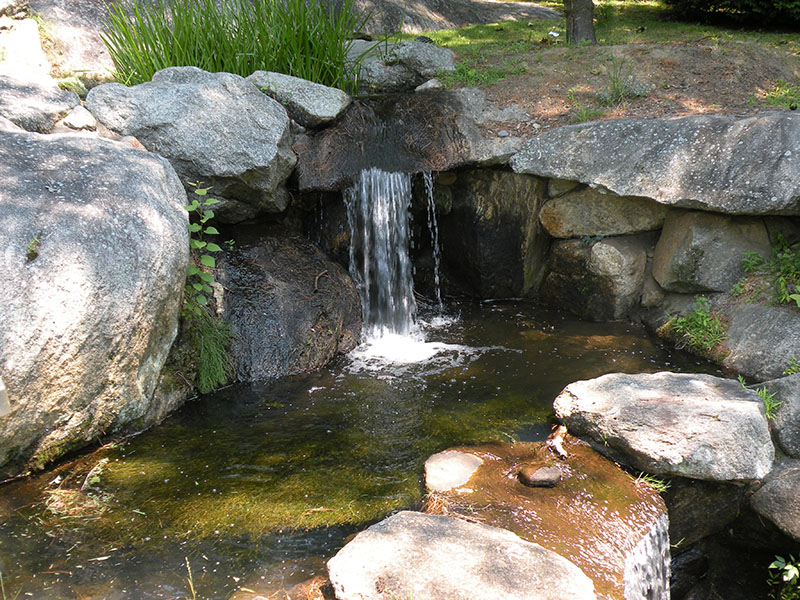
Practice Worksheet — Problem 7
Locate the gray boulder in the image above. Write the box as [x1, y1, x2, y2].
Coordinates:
[764, 374, 800, 458]
[539, 187, 668, 238]
[510, 112, 800, 215]
[246, 70, 351, 128]
[294, 88, 524, 192]
[424, 450, 483, 492]
[723, 304, 800, 381]
[554, 372, 775, 481]
[0, 18, 51, 80]
[652, 210, 771, 293]
[438, 169, 547, 297]
[751, 459, 800, 542]
[541, 235, 649, 321]
[348, 39, 455, 94]
[217, 226, 361, 381]
[0, 130, 189, 477]
[0, 74, 79, 132]
[327, 511, 597, 600]
[85, 67, 296, 221]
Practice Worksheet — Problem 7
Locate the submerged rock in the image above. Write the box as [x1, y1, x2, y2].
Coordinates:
[652, 210, 771, 293]
[510, 112, 800, 215]
[0, 130, 189, 477]
[85, 67, 296, 221]
[518, 465, 562, 487]
[751, 459, 800, 543]
[554, 372, 775, 482]
[216, 226, 361, 381]
[327, 510, 597, 600]
[424, 450, 483, 492]
[421, 441, 668, 600]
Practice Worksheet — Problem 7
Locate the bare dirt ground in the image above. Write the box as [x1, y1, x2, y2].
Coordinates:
[477, 39, 800, 135]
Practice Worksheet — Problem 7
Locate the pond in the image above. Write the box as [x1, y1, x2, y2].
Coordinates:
[0, 300, 719, 600]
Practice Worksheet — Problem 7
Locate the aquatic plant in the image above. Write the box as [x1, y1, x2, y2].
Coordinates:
[666, 296, 727, 357]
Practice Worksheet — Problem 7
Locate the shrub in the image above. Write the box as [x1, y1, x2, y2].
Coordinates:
[102, 0, 368, 89]
[663, 0, 800, 27]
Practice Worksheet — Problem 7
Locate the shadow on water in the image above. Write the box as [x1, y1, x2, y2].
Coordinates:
[0, 301, 721, 599]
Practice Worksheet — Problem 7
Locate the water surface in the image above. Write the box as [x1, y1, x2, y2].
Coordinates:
[0, 301, 719, 599]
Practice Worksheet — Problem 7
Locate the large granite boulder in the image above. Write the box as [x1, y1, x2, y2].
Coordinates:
[722, 304, 800, 381]
[421, 442, 669, 600]
[0, 75, 79, 133]
[751, 459, 800, 542]
[85, 67, 296, 221]
[554, 372, 775, 481]
[539, 187, 668, 238]
[246, 71, 351, 129]
[0, 130, 189, 477]
[438, 169, 547, 297]
[652, 210, 771, 293]
[541, 234, 649, 321]
[764, 374, 800, 458]
[327, 511, 597, 600]
[293, 88, 525, 192]
[662, 478, 745, 547]
[348, 39, 456, 94]
[217, 226, 361, 381]
[510, 112, 800, 215]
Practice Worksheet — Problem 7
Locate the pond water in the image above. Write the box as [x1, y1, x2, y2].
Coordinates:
[0, 301, 719, 600]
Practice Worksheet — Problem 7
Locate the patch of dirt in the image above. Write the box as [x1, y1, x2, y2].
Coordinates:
[478, 39, 800, 135]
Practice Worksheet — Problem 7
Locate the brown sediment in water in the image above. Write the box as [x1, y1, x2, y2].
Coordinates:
[424, 439, 666, 600]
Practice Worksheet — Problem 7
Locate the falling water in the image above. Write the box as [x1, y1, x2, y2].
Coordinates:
[623, 513, 671, 600]
[345, 167, 417, 338]
[423, 171, 443, 312]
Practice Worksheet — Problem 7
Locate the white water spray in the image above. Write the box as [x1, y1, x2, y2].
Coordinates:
[623, 513, 671, 600]
[423, 171, 443, 312]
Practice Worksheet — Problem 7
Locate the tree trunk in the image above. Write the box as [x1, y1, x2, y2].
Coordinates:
[564, 0, 597, 45]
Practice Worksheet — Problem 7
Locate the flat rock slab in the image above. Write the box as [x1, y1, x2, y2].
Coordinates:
[510, 112, 800, 215]
[722, 304, 800, 381]
[0, 74, 79, 132]
[421, 442, 667, 600]
[85, 66, 296, 217]
[424, 450, 483, 492]
[327, 510, 596, 600]
[751, 459, 800, 542]
[554, 372, 774, 481]
[246, 71, 351, 129]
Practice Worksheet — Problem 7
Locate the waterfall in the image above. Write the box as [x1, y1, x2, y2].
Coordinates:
[423, 171, 443, 312]
[623, 513, 671, 600]
[345, 167, 417, 338]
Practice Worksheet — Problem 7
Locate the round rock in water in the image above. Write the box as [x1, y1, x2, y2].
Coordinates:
[327, 511, 596, 600]
[424, 450, 483, 492]
[518, 464, 562, 488]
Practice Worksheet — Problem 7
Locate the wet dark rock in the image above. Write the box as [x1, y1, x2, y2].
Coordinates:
[723, 304, 800, 381]
[670, 548, 709, 600]
[327, 511, 597, 600]
[541, 234, 650, 321]
[0, 74, 79, 132]
[518, 464, 561, 487]
[554, 372, 774, 481]
[217, 227, 361, 382]
[662, 478, 745, 547]
[438, 169, 547, 298]
[85, 67, 296, 221]
[293, 89, 524, 192]
[510, 112, 800, 216]
[652, 210, 771, 293]
[0, 129, 189, 477]
[751, 458, 800, 542]
[764, 374, 800, 457]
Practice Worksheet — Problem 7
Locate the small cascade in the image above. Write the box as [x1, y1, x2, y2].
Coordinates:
[423, 171, 443, 312]
[623, 513, 671, 600]
[345, 167, 417, 338]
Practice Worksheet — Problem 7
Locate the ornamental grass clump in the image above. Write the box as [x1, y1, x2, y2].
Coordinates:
[102, 0, 368, 90]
